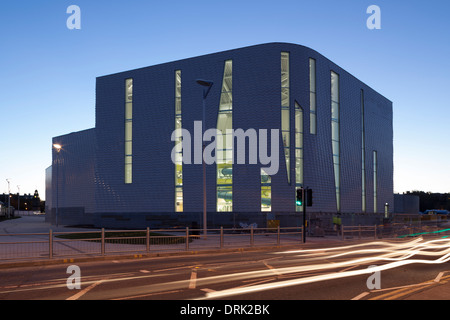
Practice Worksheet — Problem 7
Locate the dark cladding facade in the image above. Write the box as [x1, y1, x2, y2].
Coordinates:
[46, 43, 393, 228]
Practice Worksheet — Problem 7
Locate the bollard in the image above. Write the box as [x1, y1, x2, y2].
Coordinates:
[220, 226, 224, 249]
[301, 226, 305, 243]
[277, 226, 280, 246]
[186, 227, 189, 251]
[101, 228, 105, 256]
[146, 227, 150, 253]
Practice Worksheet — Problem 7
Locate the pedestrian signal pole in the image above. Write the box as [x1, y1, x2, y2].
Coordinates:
[303, 187, 307, 243]
[297, 187, 313, 243]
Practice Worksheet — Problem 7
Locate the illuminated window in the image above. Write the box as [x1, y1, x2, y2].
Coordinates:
[295, 102, 303, 212]
[125, 78, 133, 184]
[373, 150, 377, 213]
[217, 60, 233, 212]
[309, 58, 317, 135]
[331, 71, 340, 212]
[174, 70, 183, 212]
[261, 169, 271, 212]
[281, 52, 290, 183]
[361, 90, 366, 213]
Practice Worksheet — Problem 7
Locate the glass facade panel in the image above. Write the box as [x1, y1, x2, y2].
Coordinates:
[373, 150, 377, 213]
[174, 70, 183, 211]
[175, 188, 183, 212]
[125, 78, 133, 184]
[331, 71, 340, 212]
[281, 52, 290, 183]
[295, 102, 304, 212]
[125, 141, 132, 156]
[361, 90, 366, 213]
[261, 169, 271, 212]
[309, 58, 317, 134]
[281, 52, 290, 107]
[282, 107, 290, 183]
[217, 60, 233, 212]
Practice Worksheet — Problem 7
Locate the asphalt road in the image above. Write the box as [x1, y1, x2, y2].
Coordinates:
[1, 237, 450, 305]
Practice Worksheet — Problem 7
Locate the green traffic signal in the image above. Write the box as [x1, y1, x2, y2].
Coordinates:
[296, 188, 303, 206]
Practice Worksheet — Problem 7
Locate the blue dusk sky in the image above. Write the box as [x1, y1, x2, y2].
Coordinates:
[0, 0, 449, 200]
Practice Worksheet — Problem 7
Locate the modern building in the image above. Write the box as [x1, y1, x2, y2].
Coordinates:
[394, 194, 420, 215]
[46, 42, 393, 229]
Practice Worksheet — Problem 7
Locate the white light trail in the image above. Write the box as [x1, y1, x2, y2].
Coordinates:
[199, 237, 450, 299]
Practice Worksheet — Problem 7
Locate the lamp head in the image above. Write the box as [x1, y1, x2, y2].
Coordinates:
[53, 144, 62, 153]
[196, 79, 213, 87]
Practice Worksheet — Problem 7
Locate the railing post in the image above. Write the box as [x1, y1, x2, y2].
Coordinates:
[220, 226, 224, 249]
[342, 224, 345, 240]
[49, 229, 53, 259]
[186, 227, 189, 251]
[359, 224, 362, 239]
[146, 227, 150, 253]
[250, 226, 254, 246]
[374, 224, 377, 239]
[101, 228, 105, 256]
[277, 225, 280, 246]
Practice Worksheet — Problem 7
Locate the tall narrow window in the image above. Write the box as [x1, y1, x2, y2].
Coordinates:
[295, 102, 304, 212]
[331, 71, 340, 212]
[361, 89, 366, 213]
[217, 60, 233, 212]
[174, 70, 183, 212]
[125, 78, 133, 184]
[261, 169, 271, 212]
[281, 52, 290, 183]
[373, 150, 378, 213]
[309, 58, 317, 135]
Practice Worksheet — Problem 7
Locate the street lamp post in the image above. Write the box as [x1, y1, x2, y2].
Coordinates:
[17, 185, 20, 215]
[53, 143, 62, 227]
[6, 179, 10, 210]
[196, 79, 213, 238]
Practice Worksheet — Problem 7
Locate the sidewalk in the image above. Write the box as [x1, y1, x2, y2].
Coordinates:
[0, 215, 99, 234]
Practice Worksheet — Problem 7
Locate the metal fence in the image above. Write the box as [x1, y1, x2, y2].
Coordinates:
[340, 219, 450, 240]
[2, 219, 449, 263]
[0, 226, 304, 262]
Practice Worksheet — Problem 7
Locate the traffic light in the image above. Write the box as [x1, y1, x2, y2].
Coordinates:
[296, 188, 303, 206]
[306, 189, 313, 207]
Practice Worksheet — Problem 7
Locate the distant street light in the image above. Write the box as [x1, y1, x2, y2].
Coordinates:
[17, 185, 20, 214]
[6, 179, 10, 210]
[53, 143, 62, 226]
[196, 79, 213, 238]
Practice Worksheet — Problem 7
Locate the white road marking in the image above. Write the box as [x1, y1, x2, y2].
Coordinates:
[351, 292, 370, 300]
[263, 261, 282, 276]
[66, 280, 104, 300]
[189, 269, 198, 289]
[434, 271, 445, 283]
